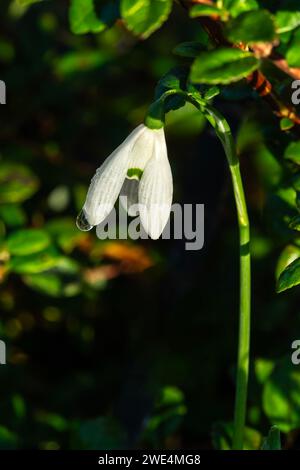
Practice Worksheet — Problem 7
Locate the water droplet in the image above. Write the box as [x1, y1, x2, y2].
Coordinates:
[76, 209, 93, 231]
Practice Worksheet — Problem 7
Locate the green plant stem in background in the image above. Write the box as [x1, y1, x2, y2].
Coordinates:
[205, 107, 251, 450]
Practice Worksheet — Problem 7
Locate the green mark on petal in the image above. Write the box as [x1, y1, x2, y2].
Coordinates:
[127, 168, 143, 180]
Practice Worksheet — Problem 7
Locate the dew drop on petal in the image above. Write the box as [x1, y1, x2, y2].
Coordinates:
[76, 209, 93, 231]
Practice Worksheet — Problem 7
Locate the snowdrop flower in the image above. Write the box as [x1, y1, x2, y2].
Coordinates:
[77, 124, 173, 239]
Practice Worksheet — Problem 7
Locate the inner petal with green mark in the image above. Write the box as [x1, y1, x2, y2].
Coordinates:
[127, 167, 143, 180]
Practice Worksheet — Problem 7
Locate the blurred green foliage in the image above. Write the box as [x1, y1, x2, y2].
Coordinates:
[0, 0, 300, 450]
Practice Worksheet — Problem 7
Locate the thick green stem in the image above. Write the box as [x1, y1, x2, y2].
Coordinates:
[205, 107, 251, 450]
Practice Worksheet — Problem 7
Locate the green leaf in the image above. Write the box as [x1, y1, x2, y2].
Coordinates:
[155, 67, 188, 96]
[173, 41, 206, 58]
[24, 258, 81, 297]
[276, 245, 300, 280]
[289, 215, 300, 231]
[12, 394, 26, 420]
[17, 0, 43, 6]
[0, 426, 17, 450]
[263, 357, 300, 432]
[190, 4, 223, 18]
[70, 0, 104, 34]
[7, 229, 51, 256]
[9, 247, 59, 274]
[280, 117, 294, 131]
[204, 86, 220, 100]
[286, 29, 300, 68]
[255, 358, 275, 384]
[0, 164, 39, 204]
[53, 50, 110, 77]
[142, 386, 186, 444]
[277, 256, 300, 293]
[223, 0, 258, 18]
[297, 192, 300, 212]
[276, 11, 300, 34]
[261, 426, 281, 450]
[284, 141, 300, 165]
[0, 205, 27, 227]
[36, 411, 68, 431]
[212, 421, 262, 450]
[190, 48, 259, 85]
[292, 173, 300, 192]
[225, 10, 276, 44]
[46, 217, 88, 253]
[120, 0, 172, 39]
[69, 0, 118, 35]
[155, 67, 188, 112]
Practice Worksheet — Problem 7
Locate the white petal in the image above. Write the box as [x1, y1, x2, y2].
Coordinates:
[83, 125, 145, 226]
[119, 178, 139, 217]
[128, 125, 156, 172]
[138, 129, 173, 239]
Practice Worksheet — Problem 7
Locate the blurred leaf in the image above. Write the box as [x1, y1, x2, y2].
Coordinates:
[263, 357, 300, 432]
[289, 215, 300, 231]
[77, 417, 126, 450]
[143, 386, 186, 445]
[212, 421, 262, 450]
[53, 50, 110, 77]
[291, 173, 300, 192]
[46, 217, 88, 253]
[9, 247, 59, 274]
[7, 229, 51, 256]
[36, 411, 68, 431]
[18, 0, 43, 6]
[0, 39, 15, 63]
[265, 187, 298, 240]
[284, 141, 300, 165]
[261, 426, 281, 450]
[286, 29, 300, 67]
[121, 0, 172, 39]
[23, 255, 80, 297]
[54, 256, 80, 275]
[69, 0, 118, 34]
[225, 10, 276, 43]
[173, 41, 206, 58]
[0, 205, 27, 227]
[276, 11, 300, 34]
[0, 164, 39, 204]
[190, 4, 223, 18]
[12, 394, 26, 420]
[250, 234, 272, 260]
[280, 117, 294, 131]
[277, 257, 300, 293]
[223, 0, 258, 18]
[23, 273, 64, 297]
[190, 48, 259, 85]
[0, 426, 17, 450]
[255, 358, 275, 385]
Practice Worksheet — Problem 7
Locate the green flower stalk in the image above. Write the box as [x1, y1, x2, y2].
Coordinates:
[147, 91, 251, 449]
[204, 106, 251, 450]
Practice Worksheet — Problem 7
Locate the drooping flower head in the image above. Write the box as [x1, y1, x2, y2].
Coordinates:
[77, 124, 173, 239]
